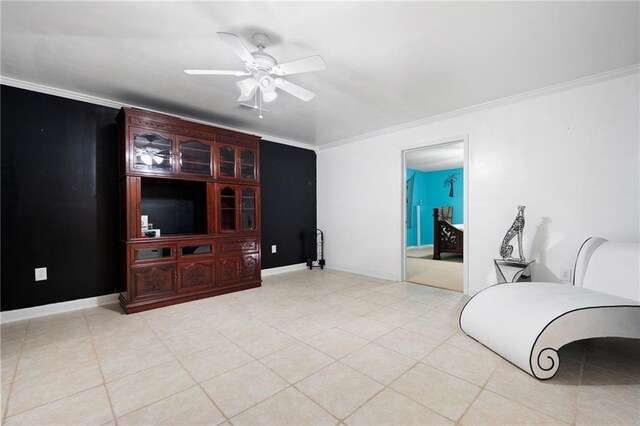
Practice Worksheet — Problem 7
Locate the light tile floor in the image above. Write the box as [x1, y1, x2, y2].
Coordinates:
[1, 269, 639, 425]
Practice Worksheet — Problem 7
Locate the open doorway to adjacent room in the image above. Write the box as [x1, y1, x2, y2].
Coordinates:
[403, 142, 464, 292]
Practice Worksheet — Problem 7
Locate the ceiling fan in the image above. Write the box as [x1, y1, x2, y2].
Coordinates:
[185, 32, 326, 118]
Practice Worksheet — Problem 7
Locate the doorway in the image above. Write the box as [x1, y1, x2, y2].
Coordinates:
[403, 141, 465, 292]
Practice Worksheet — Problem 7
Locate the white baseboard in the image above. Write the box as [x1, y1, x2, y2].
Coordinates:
[261, 262, 308, 277]
[323, 264, 397, 282]
[1, 293, 119, 324]
[407, 244, 434, 249]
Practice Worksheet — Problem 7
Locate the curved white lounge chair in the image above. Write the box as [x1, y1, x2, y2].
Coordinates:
[459, 237, 640, 380]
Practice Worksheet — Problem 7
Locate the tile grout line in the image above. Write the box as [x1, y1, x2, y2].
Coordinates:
[115, 313, 192, 418]
[6, 272, 627, 425]
[572, 352, 587, 426]
[104, 313, 215, 422]
[168, 280, 455, 422]
[4, 315, 107, 420]
[254, 284, 464, 423]
[385, 335, 469, 423]
[2, 319, 29, 421]
[573, 351, 587, 425]
[578, 359, 640, 410]
[184, 307, 268, 424]
[4, 384, 110, 423]
[432, 337, 579, 425]
[82, 308, 118, 425]
[4, 279, 409, 421]
[481, 388, 573, 425]
[453, 361, 498, 424]
[205, 292, 349, 423]
[217, 277, 403, 423]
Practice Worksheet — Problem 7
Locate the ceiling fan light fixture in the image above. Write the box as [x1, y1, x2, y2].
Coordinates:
[237, 77, 258, 99]
[237, 77, 256, 92]
[261, 90, 277, 102]
[253, 70, 275, 92]
[186, 32, 325, 118]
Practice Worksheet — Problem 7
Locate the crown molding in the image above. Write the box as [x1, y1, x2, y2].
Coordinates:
[319, 64, 640, 151]
[3, 63, 637, 153]
[0, 76, 122, 108]
[0, 76, 318, 152]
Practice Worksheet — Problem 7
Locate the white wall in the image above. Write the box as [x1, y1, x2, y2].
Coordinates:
[317, 73, 639, 293]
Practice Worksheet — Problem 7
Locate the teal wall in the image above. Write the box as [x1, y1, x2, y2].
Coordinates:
[406, 167, 463, 247]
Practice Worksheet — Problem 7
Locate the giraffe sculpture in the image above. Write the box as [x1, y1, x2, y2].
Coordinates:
[499, 205, 526, 261]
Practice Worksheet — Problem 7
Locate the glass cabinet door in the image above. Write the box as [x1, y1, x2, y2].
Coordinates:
[241, 188, 256, 231]
[218, 146, 236, 179]
[178, 139, 211, 176]
[132, 129, 173, 173]
[219, 186, 238, 231]
[239, 149, 256, 180]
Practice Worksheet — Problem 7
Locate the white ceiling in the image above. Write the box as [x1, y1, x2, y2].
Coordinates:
[406, 143, 463, 172]
[1, 2, 638, 147]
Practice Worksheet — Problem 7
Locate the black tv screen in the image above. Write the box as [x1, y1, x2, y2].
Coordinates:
[140, 178, 207, 236]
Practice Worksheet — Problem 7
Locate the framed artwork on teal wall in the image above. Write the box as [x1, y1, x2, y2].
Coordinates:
[406, 172, 415, 228]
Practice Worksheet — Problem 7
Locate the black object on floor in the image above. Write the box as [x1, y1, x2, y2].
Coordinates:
[307, 229, 325, 270]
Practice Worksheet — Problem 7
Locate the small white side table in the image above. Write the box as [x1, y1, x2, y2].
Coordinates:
[494, 259, 535, 283]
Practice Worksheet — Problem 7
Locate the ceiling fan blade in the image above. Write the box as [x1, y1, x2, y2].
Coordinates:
[217, 32, 255, 65]
[184, 69, 249, 76]
[271, 55, 326, 76]
[237, 78, 258, 102]
[275, 78, 316, 101]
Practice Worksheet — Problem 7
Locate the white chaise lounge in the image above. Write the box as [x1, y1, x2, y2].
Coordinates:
[459, 237, 640, 380]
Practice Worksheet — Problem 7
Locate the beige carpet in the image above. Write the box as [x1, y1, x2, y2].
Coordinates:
[406, 246, 463, 292]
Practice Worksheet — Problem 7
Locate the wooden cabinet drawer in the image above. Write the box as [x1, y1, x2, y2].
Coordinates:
[130, 243, 177, 264]
[218, 237, 260, 256]
[178, 240, 216, 259]
[216, 133, 259, 149]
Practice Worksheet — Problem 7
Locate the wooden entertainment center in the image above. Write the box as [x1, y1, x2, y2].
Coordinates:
[117, 107, 261, 313]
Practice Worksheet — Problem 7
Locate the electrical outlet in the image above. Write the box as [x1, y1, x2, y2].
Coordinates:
[35, 267, 47, 281]
[560, 268, 572, 282]
[271, 245, 277, 254]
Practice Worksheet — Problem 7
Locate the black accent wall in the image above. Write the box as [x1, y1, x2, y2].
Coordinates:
[1, 85, 318, 311]
[260, 141, 317, 269]
[1, 86, 120, 311]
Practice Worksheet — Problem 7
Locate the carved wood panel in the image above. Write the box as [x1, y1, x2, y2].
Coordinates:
[439, 223, 459, 250]
[129, 116, 216, 140]
[240, 254, 259, 281]
[218, 237, 259, 255]
[216, 257, 240, 287]
[131, 263, 176, 300]
[178, 261, 215, 291]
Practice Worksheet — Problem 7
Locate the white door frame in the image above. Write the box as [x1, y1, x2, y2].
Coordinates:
[400, 135, 470, 295]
